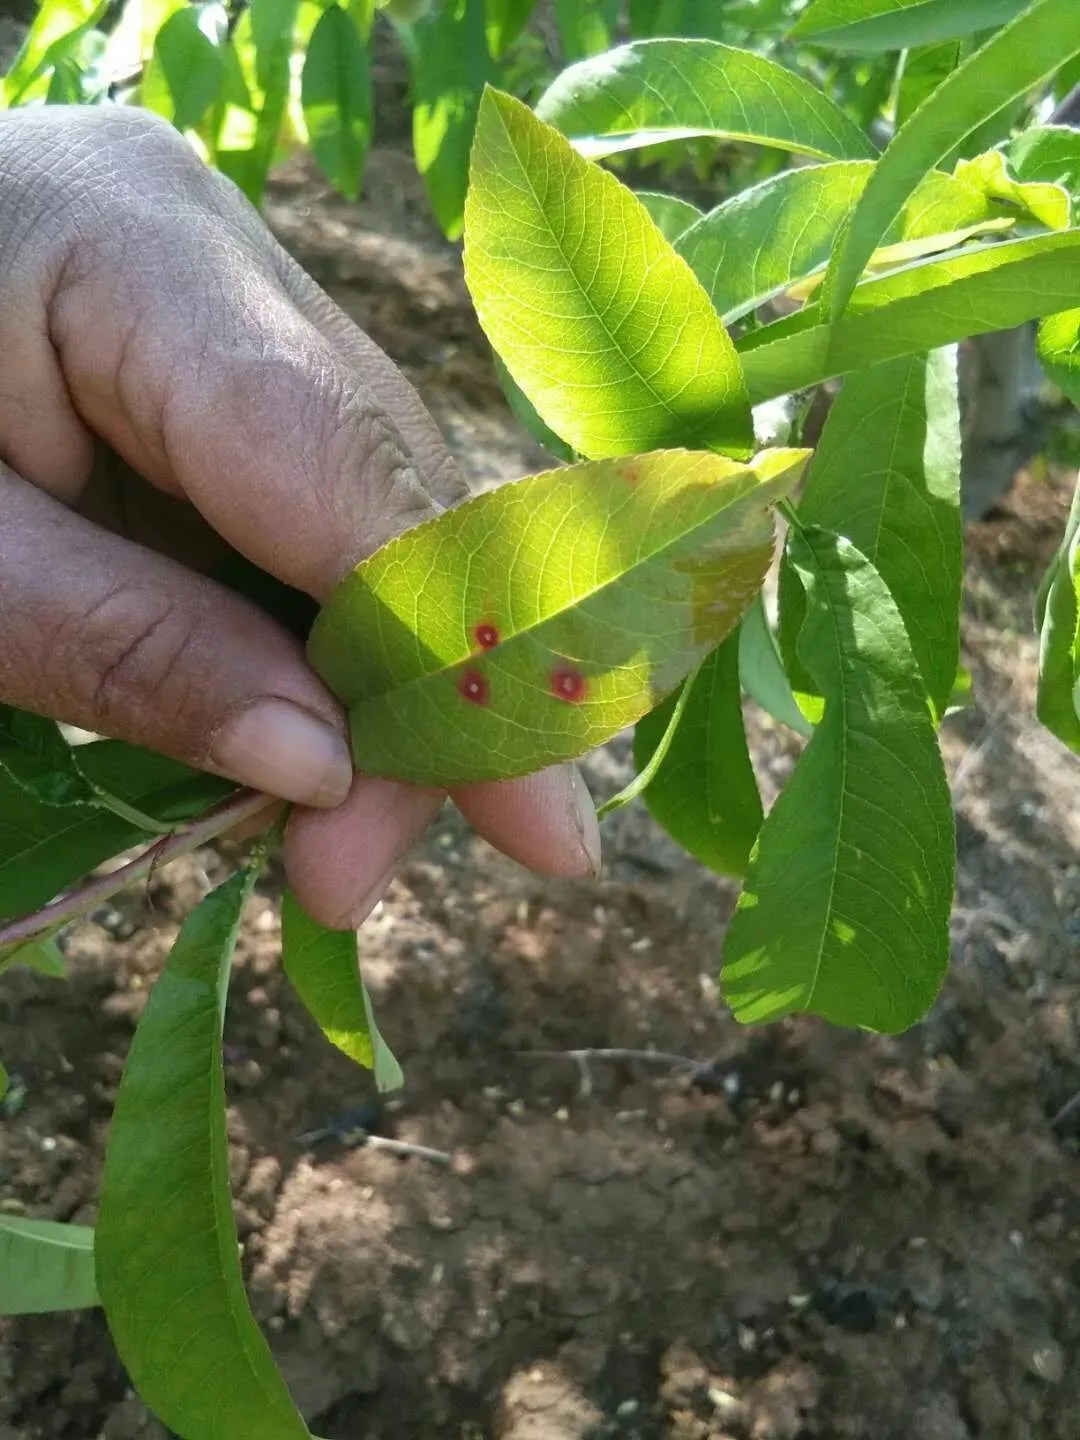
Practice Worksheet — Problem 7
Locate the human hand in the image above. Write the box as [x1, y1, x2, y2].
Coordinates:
[0, 107, 601, 926]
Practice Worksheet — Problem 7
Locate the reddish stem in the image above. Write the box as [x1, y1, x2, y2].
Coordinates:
[0, 789, 270, 952]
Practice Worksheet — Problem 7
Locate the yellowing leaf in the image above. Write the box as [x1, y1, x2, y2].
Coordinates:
[309, 449, 808, 785]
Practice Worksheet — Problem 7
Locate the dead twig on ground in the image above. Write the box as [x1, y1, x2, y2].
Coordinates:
[519, 1047, 714, 1099]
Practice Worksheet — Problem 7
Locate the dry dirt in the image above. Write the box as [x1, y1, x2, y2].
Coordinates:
[2, 145, 1079, 1440]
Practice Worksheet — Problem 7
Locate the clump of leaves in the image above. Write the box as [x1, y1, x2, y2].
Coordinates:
[3, 3, 1080, 1438]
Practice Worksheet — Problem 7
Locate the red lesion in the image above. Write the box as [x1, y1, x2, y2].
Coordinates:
[550, 667, 588, 703]
[474, 621, 500, 650]
[620, 462, 641, 487]
[458, 669, 490, 705]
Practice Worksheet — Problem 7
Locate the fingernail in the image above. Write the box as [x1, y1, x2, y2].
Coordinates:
[210, 700, 353, 808]
[343, 868, 396, 929]
[570, 767, 602, 877]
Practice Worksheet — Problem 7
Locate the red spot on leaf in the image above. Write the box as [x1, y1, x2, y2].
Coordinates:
[474, 622, 500, 650]
[459, 669, 490, 706]
[550, 667, 588, 703]
[621, 462, 641, 486]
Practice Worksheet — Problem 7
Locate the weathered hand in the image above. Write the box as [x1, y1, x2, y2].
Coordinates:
[0, 106, 600, 926]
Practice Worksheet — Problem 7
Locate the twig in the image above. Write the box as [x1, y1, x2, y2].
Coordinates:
[519, 1047, 712, 1099]
[1050, 1090, 1080, 1132]
[363, 1135, 453, 1166]
[0, 788, 269, 952]
[295, 1121, 452, 1166]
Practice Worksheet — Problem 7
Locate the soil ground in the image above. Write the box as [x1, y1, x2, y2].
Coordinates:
[2, 143, 1080, 1440]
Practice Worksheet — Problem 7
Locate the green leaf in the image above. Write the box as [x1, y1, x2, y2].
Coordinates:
[308, 448, 808, 785]
[74, 741, 235, 827]
[1039, 306, 1080, 405]
[96, 866, 311, 1439]
[464, 88, 753, 460]
[792, 349, 963, 719]
[824, 0, 1080, 317]
[596, 665, 699, 819]
[722, 528, 955, 1034]
[554, 0, 620, 61]
[143, 3, 227, 131]
[492, 354, 575, 464]
[0, 934, 66, 979]
[676, 158, 1024, 325]
[953, 149, 1071, 230]
[738, 228, 1080, 403]
[628, 0, 728, 39]
[0, 1217, 98, 1316]
[0, 781, 140, 923]
[0, 1061, 7, 1103]
[635, 190, 704, 243]
[301, 5, 372, 200]
[0, 708, 225, 831]
[485, 0, 535, 59]
[791, 0, 1027, 52]
[738, 593, 814, 739]
[896, 42, 960, 130]
[0, 741, 231, 924]
[45, 53, 88, 103]
[634, 636, 763, 877]
[410, 0, 496, 240]
[0, 706, 98, 807]
[1008, 125, 1080, 203]
[535, 39, 875, 162]
[228, 0, 300, 204]
[281, 891, 403, 1091]
[1, 0, 102, 106]
[1036, 478, 1080, 751]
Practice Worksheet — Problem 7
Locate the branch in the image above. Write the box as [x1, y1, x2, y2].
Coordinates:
[0, 788, 270, 952]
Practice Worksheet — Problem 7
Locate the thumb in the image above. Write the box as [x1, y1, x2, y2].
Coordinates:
[0, 469, 354, 808]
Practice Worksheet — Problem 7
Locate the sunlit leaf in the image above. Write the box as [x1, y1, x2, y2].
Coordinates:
[953, 149, 1070, 230]
[464, 88, 752, 460]
[492, 354, 575, 464]
[1, 0, 102, 106]
[738, 228, 1080, 403]
[722, 528, 955, 1034]
[1008, 125, 1080, 204]
[791, 0, 1027, 52]
[825, 0, 1080, 317]
[677, 158, 1032, 324]
[0, 1217, 98, 1316]
[485, 0, 535, 59]
[634, 637, 763, 877]
[142, 3, 228, 131]
[309, 449, 808, 785]
[536, 39, 875, 162]
[281, 891, 403, 1091]
[409, 0, 496, 239]
[97, 866, 312, 1439]
[302, 4, 372, 200]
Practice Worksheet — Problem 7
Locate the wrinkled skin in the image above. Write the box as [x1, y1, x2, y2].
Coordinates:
[0, 107, 600, 927]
